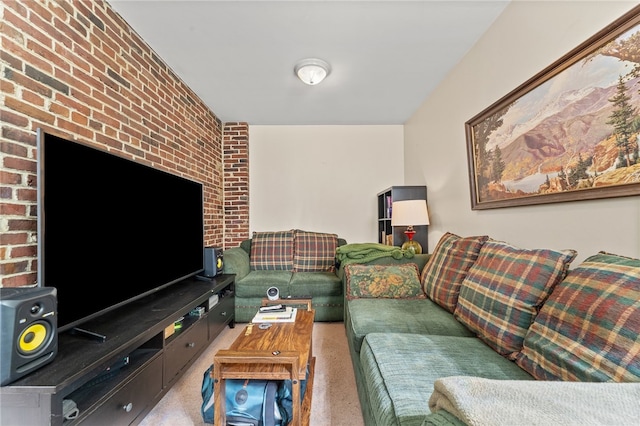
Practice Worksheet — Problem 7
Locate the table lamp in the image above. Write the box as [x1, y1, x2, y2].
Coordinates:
[391, 199, 430, 254]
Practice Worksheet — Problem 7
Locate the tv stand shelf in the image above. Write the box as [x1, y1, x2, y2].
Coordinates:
[0, 274, 235, 426]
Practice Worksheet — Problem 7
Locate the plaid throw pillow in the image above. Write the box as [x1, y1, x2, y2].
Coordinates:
[516, 252, 640, 381]
[292, 230, 338, 272]
[249, 230, 294, 271]
[421, 232, 489, 313]
[345, 263, 425, 300]
[454, 240, 577, 359]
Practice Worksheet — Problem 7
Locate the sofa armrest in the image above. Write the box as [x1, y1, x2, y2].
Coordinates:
[222, 247, 251, 281]
[421, 410, 465, 426]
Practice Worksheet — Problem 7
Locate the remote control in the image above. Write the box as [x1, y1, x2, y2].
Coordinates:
[259, 304, 285, 312]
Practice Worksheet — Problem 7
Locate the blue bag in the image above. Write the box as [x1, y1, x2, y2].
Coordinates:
[201, 364, 290, 425]
[201, 366, 216, 423]
[226, 379, 279, 425]
[274, 365, 309, 425]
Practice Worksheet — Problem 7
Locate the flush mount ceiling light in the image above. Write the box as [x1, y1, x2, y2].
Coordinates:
[294, 58, 331, 85]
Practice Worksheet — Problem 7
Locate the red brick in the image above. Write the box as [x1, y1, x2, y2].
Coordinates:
[0, 202, 26, 216]
[5, 96, 55, 124]
[16, 187, 37, 202]
[0, 231, 27, 245]
[2, 273, 38, 287]
[4, 154, 36, 172]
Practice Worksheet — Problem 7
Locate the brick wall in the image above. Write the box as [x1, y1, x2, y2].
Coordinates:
[0, 0, 250, 287]
[223, 123, 250, 248]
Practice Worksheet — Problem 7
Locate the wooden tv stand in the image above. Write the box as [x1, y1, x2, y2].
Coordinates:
[0, 274, 235, 426]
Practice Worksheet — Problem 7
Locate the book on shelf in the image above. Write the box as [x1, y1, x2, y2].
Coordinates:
[252, 307, 297, 323]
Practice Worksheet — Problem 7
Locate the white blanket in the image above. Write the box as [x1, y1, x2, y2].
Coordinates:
[429, 376, 640, 426]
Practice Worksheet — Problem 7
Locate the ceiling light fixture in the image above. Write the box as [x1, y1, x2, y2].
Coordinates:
[294, 58, 331, 86]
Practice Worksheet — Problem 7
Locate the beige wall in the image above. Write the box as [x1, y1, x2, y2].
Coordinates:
[405, 0, 640, 264]
[248, 125, 404, 243]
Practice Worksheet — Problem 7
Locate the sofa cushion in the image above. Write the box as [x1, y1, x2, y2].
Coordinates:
[360, 333, 533, 426]
[288, 271, 343, 297]
[516, 251, 640, 381]
[346, 298, 474, 354]
[345, 263, 425, 300]
[454, 240, 576, 359]
[422, 232, 489, 313]
[235, 270, 293, 298]
[250, 230, 295, 271]
[292, 230, 338, 272]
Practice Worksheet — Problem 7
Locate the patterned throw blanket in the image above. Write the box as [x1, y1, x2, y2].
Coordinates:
[335, 243, 414, 266]
[429, 376, 640, 426]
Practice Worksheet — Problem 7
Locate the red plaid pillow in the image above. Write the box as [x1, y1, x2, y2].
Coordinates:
[454, 240, 577, 359]
[421, 232, 489, 312]
[249, 230, 294, 271]
[292, 230, 338, 272]
[516, 252, 640, 381]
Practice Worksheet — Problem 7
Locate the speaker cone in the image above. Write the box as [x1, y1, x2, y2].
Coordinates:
[18, 321, 52, 355]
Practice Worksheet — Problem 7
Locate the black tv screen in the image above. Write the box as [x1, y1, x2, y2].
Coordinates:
[37, 129, 204, 334]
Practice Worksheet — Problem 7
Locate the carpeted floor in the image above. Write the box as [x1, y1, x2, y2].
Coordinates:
[138, 322, 364, 426]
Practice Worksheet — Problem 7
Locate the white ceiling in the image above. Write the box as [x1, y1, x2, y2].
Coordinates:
[109, 1, 509, 125]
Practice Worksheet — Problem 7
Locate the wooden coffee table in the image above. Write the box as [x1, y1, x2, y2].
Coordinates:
[212, 309, 315, 425]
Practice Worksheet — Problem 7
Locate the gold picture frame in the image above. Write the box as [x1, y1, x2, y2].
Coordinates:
[466, 5, 640, 210]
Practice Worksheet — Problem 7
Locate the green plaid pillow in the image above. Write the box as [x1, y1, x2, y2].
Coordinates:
[454, 240, 576, 359]
[421, 232, 489, 313]
[292, 230, 338, 272]
[249, 230, 294, 271]
[516, 252, 640, 381]
[345, 263, 425, 300]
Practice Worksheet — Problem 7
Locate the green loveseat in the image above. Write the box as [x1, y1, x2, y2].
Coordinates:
[342, 234, 640, 425]
[222, 229, 347, 322]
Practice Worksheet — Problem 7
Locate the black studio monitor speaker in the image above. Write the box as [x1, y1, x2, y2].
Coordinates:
[203, 247, 224, 277]
[1, 287, 58, 386]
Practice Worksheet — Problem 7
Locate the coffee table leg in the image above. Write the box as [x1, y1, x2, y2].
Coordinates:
[213, 363, 225, 425]
[292, 378, 301, 425]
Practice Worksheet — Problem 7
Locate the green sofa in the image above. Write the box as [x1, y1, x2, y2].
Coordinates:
[342, 234, 640, 425]
[223, 229, 347, 322]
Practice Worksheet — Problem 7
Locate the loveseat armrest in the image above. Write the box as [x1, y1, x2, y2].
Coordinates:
[222, 247, 251, 281]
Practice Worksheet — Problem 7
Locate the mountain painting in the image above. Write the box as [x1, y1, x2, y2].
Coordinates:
[466, 7, 640, 209]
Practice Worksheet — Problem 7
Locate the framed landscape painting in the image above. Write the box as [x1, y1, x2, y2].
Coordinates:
[466, 5, 640, 210]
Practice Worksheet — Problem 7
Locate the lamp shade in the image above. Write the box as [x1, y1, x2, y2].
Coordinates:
[391, 199, 430, 227]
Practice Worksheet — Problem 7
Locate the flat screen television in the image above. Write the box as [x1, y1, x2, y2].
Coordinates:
[37, 129, 205, 338]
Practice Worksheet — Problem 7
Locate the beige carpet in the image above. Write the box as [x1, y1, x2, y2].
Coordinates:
[138, 322, 364, 426]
